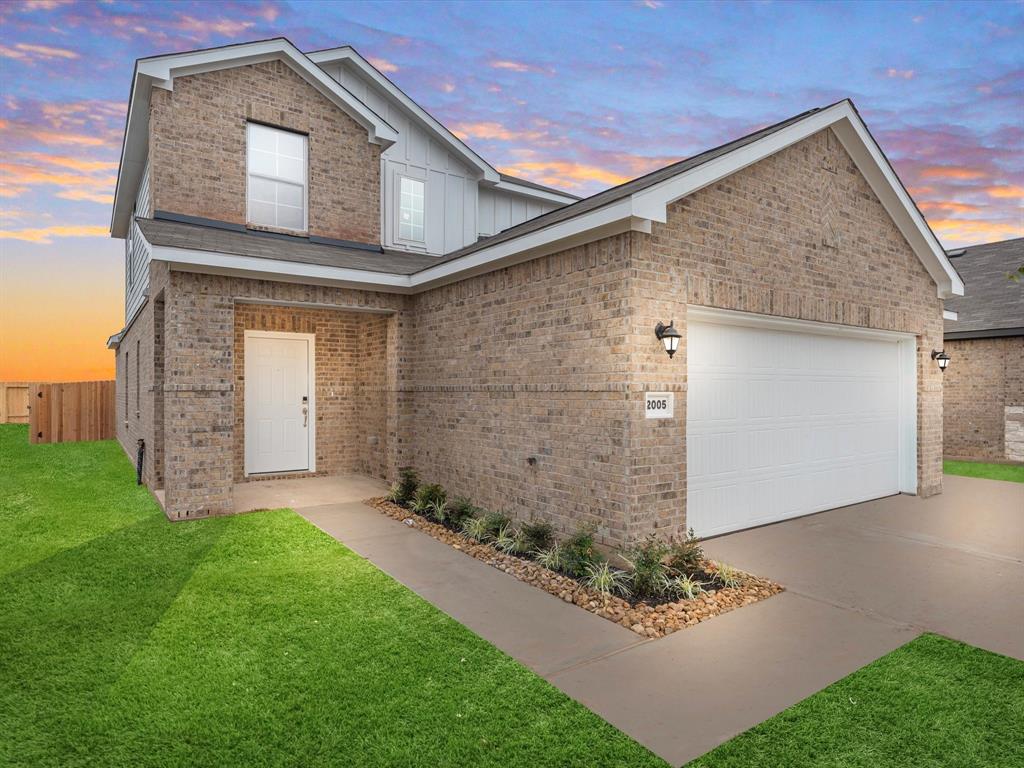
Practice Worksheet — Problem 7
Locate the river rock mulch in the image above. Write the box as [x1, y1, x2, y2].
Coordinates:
[367, 497, 784, 639]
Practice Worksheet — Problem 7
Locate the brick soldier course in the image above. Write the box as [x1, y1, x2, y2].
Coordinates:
[111, 42, 961, 547]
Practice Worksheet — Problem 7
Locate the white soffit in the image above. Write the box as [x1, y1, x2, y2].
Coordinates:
[111, 39, 398, 238]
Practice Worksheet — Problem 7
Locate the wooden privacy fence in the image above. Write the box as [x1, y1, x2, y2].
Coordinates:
[28, 381, 116, 444]
[0, 382, 31, 424]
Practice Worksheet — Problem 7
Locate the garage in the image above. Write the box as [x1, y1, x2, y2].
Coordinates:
[686, 308, 918, 538]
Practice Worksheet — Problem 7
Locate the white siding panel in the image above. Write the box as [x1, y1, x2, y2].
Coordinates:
[477, 187, 558, 236]
[125, 162, 151, 322]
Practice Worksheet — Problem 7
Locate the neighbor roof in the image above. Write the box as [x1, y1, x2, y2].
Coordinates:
[944, 238, 1024, 338]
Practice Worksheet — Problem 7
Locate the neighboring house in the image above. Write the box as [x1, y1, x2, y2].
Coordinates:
[942, 238, 1024, 462]
[107, 38, 963, 546]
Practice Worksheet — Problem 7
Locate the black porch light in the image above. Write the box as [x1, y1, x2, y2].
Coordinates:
[655, 320, 682, 358]
[931, 349, 951, 373]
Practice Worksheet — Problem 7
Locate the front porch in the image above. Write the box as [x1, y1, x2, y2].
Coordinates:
[233, 473, 388, 514]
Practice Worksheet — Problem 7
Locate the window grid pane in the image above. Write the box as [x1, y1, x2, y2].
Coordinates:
[399, 177, 425, 242]
[247, 123, 307, 231]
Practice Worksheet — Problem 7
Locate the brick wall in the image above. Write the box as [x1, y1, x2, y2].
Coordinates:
[148, 59, 381, 244]
[233, 303, 390, 481]
[943, 336, 1024, 460]
[114, 260, 167, 490]
[406, 235, 634, 544]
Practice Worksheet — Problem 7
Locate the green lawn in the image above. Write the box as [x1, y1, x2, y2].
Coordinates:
[944, 459, 1024, 483]
[0, 424, 666, 768]
[688, 633, 1024, 767]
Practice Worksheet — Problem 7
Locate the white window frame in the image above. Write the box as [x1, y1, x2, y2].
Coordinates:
[246, 122, 308, 233]
[396, 173, 426, 244]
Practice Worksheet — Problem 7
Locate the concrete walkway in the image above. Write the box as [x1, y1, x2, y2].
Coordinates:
[286, 474, 1023, 767]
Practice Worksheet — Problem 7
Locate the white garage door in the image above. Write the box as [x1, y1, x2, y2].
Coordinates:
[686, 311, 914, 537]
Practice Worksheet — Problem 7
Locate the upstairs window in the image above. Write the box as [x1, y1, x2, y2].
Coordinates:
[398, 176, 425, 242]
[247, 123, 307, 232]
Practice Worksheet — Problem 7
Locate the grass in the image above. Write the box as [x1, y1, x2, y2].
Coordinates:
[0, 425, 666, 768]
[687, 633, 1024, 767]
[944, 459, 1024, 483]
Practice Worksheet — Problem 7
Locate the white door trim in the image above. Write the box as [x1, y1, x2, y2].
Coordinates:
[686, 305, 918, 516]
[243, 330, 316, 476]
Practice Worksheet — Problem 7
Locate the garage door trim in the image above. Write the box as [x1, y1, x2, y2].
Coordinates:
[686, 306, 918, 535]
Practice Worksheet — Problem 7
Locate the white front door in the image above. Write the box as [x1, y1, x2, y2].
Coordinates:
[244, 332, 313, 475]
[686, 311, 914, 538]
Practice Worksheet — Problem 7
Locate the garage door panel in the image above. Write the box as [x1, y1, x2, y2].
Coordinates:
[687, 318, 906, 537]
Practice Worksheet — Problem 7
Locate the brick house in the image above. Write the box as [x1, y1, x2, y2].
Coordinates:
[107, 39, 963, 546]
[942, 238, 1024, 462]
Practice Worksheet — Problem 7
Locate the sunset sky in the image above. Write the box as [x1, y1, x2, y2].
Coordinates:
[0, 0, 1021, 381]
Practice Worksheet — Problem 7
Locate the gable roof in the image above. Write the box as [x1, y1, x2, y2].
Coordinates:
[408, 99, 964, 297]
[110, 38, 399, 238]
[127, 97, 964, 300]
[306, 46, 578, 204]
[944, 238, 1024, 338]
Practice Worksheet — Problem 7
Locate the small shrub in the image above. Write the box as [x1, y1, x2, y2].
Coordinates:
[668, 528, 705, 573]
[534, 544, 564, 572]
[460, 516, 490, 542]
[493, 524, 527, 555]
[562, 524, 604, 577]
[622, 535, 672, 601]
[411, 483, 446, 515]
[714, 562, 744, 589]
[392, 467, 420, 506]
[446, 496, 478, 528]
[521, 520, 554, 553]
[480, 512, 511, 541]
[668, 573, 705, 600]
[583, 561, 631, 600]
[385, 482, 403, 504]
[425, 498, 448, 524]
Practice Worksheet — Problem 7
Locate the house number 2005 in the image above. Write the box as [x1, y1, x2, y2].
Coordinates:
[644, 392, 674, 419]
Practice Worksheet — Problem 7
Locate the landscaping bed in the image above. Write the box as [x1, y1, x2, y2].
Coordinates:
[369, 471, 783, 639]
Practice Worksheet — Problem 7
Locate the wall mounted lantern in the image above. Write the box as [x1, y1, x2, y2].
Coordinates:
[931, 349, 951, 373]
[655, 321, 682, 359]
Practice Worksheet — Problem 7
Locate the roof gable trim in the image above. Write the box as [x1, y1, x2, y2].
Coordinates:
[308, 46, 500, 184]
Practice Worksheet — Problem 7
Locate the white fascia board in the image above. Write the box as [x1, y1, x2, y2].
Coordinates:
[307, 47, 499, 183]
[943, 309, 958, 321]
[492, 179, 580, 205]
[630, 101, 963, 299]
[137, 40, 398, 145]
[110, 67, 151, 239]
[151, 244, 414, 293]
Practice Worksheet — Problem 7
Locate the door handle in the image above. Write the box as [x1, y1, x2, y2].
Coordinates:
[302, 406, 308, 427]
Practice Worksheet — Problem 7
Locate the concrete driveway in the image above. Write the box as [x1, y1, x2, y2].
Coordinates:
[290, 473, 1022, 766]
[701, 474, 1024, 660]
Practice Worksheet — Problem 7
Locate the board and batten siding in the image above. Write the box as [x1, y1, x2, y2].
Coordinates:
[319, 59, 563, 255]
[477, 187, 560, 237]
[320, 60, 476, 256]
[125, 162, 151, 321]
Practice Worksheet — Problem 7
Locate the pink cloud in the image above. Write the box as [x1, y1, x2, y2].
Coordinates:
[367, 56, 399, 73]
[0, 42, 78, 62]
